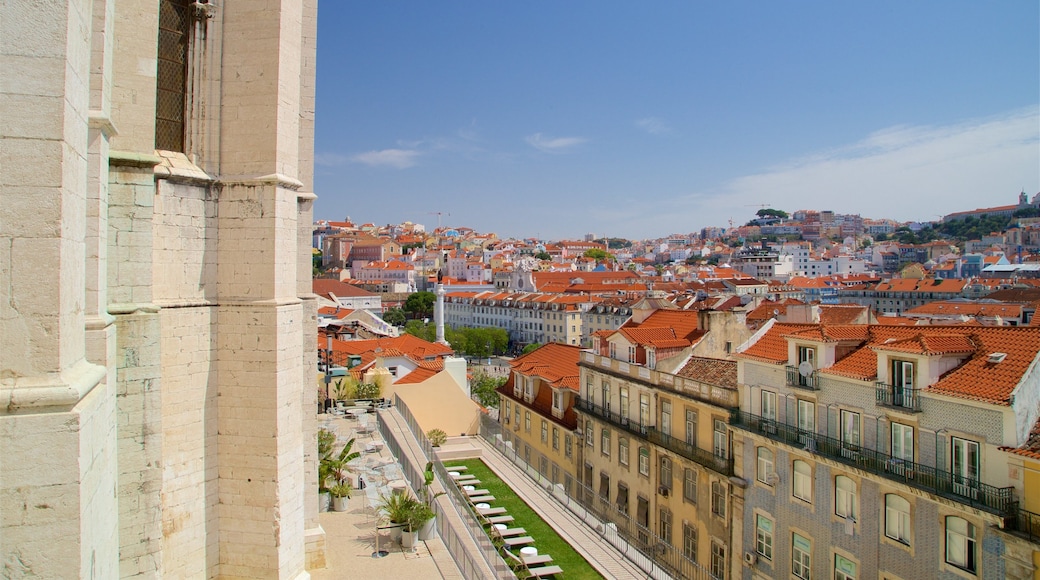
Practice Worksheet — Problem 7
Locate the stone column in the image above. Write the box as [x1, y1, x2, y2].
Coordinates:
[0, 0, 119, 578]
[436, 283, 448, 345]
[214, 1, 311, 577]
[296, 0, 325, 569]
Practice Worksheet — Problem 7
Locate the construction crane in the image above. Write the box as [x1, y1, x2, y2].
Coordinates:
[427, 211, 450, 230]
[744, 203, 772, 210]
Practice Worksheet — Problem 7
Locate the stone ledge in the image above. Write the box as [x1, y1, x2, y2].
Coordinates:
[154, 150, 214, 184]
[1, 359, 107, 413]
[218, 173, 305, 191]
[108, 302, 161, 315]
[110, 150, 162, 168]
[88, 111, 118, 138]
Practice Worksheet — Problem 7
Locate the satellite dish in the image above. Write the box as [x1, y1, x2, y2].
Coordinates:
[798, 361, 814, 377]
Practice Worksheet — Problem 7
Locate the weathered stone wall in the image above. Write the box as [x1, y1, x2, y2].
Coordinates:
[1, 0, 120, 578]
[3, 0, 319, 578]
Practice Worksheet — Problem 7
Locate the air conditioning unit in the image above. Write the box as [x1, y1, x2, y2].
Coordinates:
[743, 551, 757, 566]
[658, 485, 670, 497]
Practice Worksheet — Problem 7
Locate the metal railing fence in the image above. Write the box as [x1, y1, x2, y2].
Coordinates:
[482, 414, 719, 580]
[377, 397, 514, 579]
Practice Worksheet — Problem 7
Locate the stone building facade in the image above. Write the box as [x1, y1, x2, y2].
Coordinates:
[732, 322, 1040, 580]
[1, 1, 321, 578]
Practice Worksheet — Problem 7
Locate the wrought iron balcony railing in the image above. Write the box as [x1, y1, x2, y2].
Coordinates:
[1003, 507, 1040, 543]
[577, 399, 733, 476]
[875, 382, 922, 413]
[730, 410, 1015, 516]
[785, 365, 819, 390]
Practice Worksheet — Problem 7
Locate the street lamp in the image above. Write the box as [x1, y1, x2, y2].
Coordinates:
[323, 333, 333, 412]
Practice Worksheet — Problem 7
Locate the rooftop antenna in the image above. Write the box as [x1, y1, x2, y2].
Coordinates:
[427, 211, 449, 230]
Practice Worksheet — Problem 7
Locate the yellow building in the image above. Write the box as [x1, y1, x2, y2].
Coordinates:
[1004, 420, 1040, 579]
[575, 307, 742, 578]
[496, 343, 584, 494]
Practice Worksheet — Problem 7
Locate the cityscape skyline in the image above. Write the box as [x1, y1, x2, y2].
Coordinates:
[313, 2, 1039, 240]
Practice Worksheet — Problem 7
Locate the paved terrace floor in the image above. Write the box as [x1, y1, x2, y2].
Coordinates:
[309, 412, 465, 580]
[312, 408, 655, 579]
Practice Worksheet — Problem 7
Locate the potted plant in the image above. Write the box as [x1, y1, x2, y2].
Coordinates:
[417, 462, 444, 541]
[427, 428, 447, 448]
[317, 429, 337, 511]
[333, 379, 350, 407]
[377, 492, 417, 544]
[403, 502, 435, 549]
[330, 481, 352, 512]
[318, 430, 360, 512]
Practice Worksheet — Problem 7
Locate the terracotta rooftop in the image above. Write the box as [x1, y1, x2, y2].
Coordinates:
[819, 305, 870, 325]
[739, 323, 1040, 406]
[905, 301, 1023, 318]
[508, 342, 583, 392]
[1001, 414, 1040, 461]
[676, 357, 738, 389]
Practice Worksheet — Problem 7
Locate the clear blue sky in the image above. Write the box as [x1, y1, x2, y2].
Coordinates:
[314, 2, 1039, 240]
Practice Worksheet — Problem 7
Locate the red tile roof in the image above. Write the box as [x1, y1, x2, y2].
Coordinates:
[676, 357, 738, 389]
[819, 305, 869, 325]
[740, 323, 1040, 405]
[509, 343, 583, 392]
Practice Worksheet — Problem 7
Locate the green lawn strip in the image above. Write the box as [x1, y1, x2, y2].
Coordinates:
[451, 459, 604, 580]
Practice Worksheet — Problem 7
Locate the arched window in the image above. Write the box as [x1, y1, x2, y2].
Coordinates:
[756, 447, 774, 485]
[835, 476, 856, 520]
[884, 494, 911, 544]
[792, 460, 812, 502]
[945, 516, 977, 573]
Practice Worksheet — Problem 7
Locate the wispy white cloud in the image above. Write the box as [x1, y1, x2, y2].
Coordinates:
[635, 117, 670, 135]
[525, 133, 588, 153]
[351, 148, 421, 169]
[698, 107, 1039, 223]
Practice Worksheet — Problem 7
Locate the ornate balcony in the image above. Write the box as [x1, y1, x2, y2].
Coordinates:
[731, 410, 1016, 516]
[785, 365, 819, 390]
[875, 382, 922, 413]
[577, 399, 733, 476]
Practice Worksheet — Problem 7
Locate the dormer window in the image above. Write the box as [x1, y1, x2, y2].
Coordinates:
[628, 346, 636, 363]
[647, 348, 656, 370]
[892, 360, 914, 389]
[609, 342, 617, 359]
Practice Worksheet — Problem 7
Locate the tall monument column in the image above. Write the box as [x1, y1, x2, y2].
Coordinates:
[435, 283, 449, 346]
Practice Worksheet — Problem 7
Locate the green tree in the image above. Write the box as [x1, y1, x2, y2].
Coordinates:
[534, 251, 552, 260]
[382, 307, 406, 327]
[403, 291, 435, 320]
[403, 320, 435, 341]
[521, 343, 542, 355]
[583, 248, 614, 262]
[756, 208, 789, 219]
[445, 326, 509, 357]
[470, 371, 506, 408]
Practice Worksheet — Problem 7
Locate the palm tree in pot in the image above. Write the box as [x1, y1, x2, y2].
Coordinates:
[319, 431, 360, 512]
[417, 462, 444, 540]
[377, 492, 417, 544]
[402, 502, 435, 549]
[329, 481, 352, 512]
